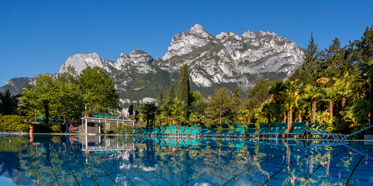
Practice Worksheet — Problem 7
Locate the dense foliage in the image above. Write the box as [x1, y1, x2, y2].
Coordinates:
[0, 90, 20, 115]
[0, 115, 30, 132]
[20, 66, 119, 122]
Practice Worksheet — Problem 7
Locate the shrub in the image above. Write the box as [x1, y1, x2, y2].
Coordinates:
[101, 122, 111, 134]
[0, 115, 31, 132]
[32, 124, 65, 133]
[114, 124, 134, 134]
[50, 125, 62, 133]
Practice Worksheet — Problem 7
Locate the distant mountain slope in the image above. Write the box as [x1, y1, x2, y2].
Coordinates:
[0, 24, 305, 104]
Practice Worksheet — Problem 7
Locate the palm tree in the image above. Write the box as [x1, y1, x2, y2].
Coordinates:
[0, 90, 20, 115]
[162, 100, 185, 125]
[261, 100, 274, 124]
[138, 102, 157, 127]
[333, 73, 351, 112]
[285, 80, 301, 130]
[269, 82, 286, 122]
[303, 84, 321, 122]
[321, 87, 337, 122]
[294, 97, 309, 123]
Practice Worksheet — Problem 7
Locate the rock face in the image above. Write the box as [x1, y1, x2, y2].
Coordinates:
[1, 24, 305, 102]
[59, 52, 109, 74]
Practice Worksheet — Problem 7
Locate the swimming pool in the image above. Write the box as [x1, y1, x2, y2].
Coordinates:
[0, 135, 372, 186]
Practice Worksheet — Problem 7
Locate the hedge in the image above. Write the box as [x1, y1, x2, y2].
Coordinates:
[0, 115, 31, 132]
[31, 124, 66, 133]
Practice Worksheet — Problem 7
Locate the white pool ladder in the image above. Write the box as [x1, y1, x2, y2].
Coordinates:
[9, 125, 21, 135]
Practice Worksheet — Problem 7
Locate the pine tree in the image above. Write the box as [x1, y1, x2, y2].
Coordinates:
[167, 84, 176, 102]
[205, 87, 233, 124]
[299, 32, 321, 85]
[158, 90, 164, 106]
[320, 38, 348, 82]
[128, 101, 134, 116]
[177, 64, 190, 106]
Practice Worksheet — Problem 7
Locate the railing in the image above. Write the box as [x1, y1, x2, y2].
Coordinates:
[8, 125, 21, 135]
[343, 144, 373, 161]
[342, 125, 373, 142]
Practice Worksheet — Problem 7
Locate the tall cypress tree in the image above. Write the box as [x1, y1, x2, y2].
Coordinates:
[128, 101, 134, 116]
[177, 64, 190, 106]
[135, 99, 139, 116]
[158, 90, 164, 106]
[167, 84, 176, 102]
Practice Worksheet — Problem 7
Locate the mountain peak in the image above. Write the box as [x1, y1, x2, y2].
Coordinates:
[58, 52, 106, 74]
[188, 24, 210, 38]
[190, 24, 204, 31]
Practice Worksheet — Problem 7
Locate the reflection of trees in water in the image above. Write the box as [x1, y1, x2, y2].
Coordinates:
[0, 136, 35, 185]
[0, 136, 356, 186]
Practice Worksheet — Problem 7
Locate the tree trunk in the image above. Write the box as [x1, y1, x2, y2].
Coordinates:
[341, 96, 346, 112]
[146, 113, 149, 127]
[369, 112, 371, 127]
[329, 101, 333, 122]
[370, 75, 373, 127]
[298, 112, 302, 122]
[282, 113, 286, 123]
[45, 104, 49, 124]
[288, 106, 293, 131]
[267, 114, 271, 124]
[275, 101, 279, 122]
[219, 107, 222, 124]
[311, 98, 316, 122]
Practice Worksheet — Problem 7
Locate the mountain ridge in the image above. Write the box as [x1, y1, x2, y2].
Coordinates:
[0, 24, 305, 105]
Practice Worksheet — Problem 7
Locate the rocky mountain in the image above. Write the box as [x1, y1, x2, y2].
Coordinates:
[0, 24, 305, 105]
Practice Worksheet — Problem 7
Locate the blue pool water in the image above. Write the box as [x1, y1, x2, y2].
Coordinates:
[0, 135, 372, 186]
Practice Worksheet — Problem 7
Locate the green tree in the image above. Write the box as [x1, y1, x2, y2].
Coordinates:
[53, 68, 82, 121]
[128, 101, 134, 116]
[135, 99, 139, 119]
[190, 100, 208, 116]
[0, 90, 20, 115]
[166, 84, 176, 102]
[205, 87, 232, 124]
[177, 64, 190, 106]
[290, 32, 320, 85]
[269, 82, 286, 122]
[22, 74, 56, 120]
[231, 87, 241, 122]
[303, 84, 321, 122]
[348, 25, 373, 126]
[190, 91, 204, 103]
[320, 38, 348, 81]
[284, 80, 301, 130]
[321, 87, 337, 122]
[162, 100, 186, 125]
[78, 67, 119, 113]
[246, 79, 279, 109]
[158, 90, 164, 107]
[138, 102, 157, 127]
[42, 99, 50, 124]
[333, 73, 351, 112]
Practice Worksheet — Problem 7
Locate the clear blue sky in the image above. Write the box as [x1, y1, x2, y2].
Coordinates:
[1, 0, 372, 86]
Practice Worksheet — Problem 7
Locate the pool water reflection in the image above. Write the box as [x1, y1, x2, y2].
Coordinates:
[0, 135, 372, 186]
